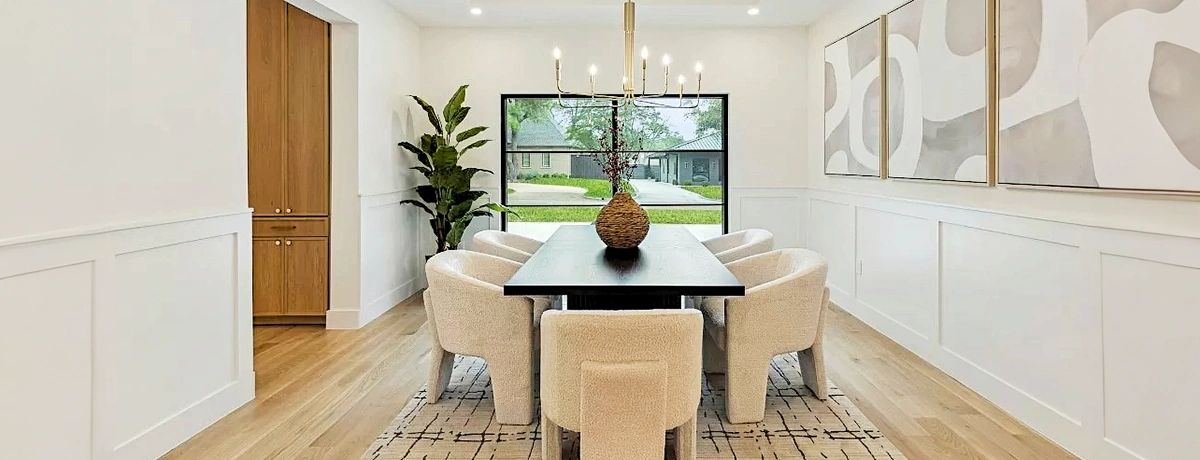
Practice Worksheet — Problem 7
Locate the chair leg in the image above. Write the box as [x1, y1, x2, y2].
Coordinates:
[542, 413, 562, 460]
[797, 344, 828, 400]
[702, 332, 726, 374]
[672, 415, 697, 460]
[724, 351, 771, 424]
[488, 356, 535, 425]
[427, 341, 455, 403]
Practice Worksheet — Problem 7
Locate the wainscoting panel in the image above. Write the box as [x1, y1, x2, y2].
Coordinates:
[728, 187, 806, 249]
[0, 262, 94, 460]
[1100, 254, 1200, 460]
[940, 224, 1088, 424]
[0, 210, 254, 460]
[337, 191, 425, 329]
[854, 207, 938, 340]
[807, 198, 855, 296]
[806, 188, 1200, 460]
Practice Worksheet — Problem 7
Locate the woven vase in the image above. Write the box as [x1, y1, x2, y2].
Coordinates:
[595, 192, 650, 249]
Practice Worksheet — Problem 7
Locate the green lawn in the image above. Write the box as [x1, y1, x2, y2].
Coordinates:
[680, 186, 723, 200]
[509, 207, 722, 225]
[514, 177, 635, 200]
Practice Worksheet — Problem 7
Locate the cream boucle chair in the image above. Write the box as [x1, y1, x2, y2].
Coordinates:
[473, 230, 544, 264]
[701, 229, 775, 264]
[540, 309, 704, 460]
[698, 248, 830, 424]
[424, 250, 544, 425]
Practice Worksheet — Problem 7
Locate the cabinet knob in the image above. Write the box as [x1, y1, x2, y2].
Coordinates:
[274, 240, 281, 246]
[285, 208, 292, 214]
[274, 208, 281, 214]
[285, 240, 292, 246]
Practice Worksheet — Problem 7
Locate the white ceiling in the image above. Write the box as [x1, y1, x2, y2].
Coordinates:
[386, 0, 841, 28]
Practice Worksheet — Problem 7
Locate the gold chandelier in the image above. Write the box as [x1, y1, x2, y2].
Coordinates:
[553, 0, 704, 108]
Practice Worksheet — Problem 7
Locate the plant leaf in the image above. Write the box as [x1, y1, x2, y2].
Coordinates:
[456, 126, 488, 143]
[442, 85, 468, 132]
[431, 145, 459, 172]
[480, 203, 518, 216]
[459, 139, 491, 155]
[462, 167, 494, 178]
[399, 199, 434, 216]
[399, 141, 432, 168]
[447, 106, 470, 134]
[410, 165, 432, 176]
[411, 95, 443, 135]
[415, 185, 439, 203]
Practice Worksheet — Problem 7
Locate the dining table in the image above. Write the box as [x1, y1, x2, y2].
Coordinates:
[503, 225, 746, 310]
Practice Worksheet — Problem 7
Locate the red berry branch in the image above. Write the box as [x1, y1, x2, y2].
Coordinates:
[592, 116, 643, 194]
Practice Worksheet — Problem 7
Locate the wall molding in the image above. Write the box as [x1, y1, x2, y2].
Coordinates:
[0, 208, 253, 250]
[806, 187, 1200, 460]
[0, 210, 254, 460]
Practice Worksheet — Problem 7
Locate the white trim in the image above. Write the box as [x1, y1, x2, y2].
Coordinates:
[0, 208, 252, 249]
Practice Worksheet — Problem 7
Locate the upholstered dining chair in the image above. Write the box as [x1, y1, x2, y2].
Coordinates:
[471, 230, 561, 311]
[473, 230, 544, 264]
[697, 248, 830, 424]
[701, 229, 775, 264]
[424, 250, 550, 425]
[540, 309, 704, 460]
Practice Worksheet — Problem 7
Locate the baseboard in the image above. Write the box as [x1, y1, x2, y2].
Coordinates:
[326, 278, 419, 330]
[107, 373, 254, 460]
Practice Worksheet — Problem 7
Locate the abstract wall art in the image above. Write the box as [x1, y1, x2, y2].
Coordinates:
[886, 0, 990, 183]
[998, 0, 1200, 193]
[825, 19, 883, 177]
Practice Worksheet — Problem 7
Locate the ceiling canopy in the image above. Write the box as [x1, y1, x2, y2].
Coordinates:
[386, 0, 840, 27]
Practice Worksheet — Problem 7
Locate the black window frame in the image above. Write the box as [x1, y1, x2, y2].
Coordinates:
[500, 93, 730, 234]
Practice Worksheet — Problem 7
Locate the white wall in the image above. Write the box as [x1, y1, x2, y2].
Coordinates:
[0, 1, 254, 459]
[287, 0, 425, 329]
[806, 2, 1200, 459]
[420, 27, 811, 247]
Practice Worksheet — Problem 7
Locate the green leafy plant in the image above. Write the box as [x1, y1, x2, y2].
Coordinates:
[398, 85, 515, 253]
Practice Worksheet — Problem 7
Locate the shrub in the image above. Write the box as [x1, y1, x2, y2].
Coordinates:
[682, 181, 693, 186]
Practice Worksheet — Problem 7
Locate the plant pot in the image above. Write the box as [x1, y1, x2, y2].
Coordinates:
[595, 192, 650, 249]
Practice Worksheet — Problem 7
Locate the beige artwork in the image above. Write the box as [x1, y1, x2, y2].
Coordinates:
[999, 0, 1200, 192]
[824, 20, 883, 177]
[887, 0, 990, 182]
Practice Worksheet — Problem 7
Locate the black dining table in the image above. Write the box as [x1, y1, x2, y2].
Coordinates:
[503, 225, 745, 310]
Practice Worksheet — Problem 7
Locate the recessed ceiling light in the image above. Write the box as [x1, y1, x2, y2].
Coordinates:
[747, 7, 760, 16]
[470, 7, 482, 16]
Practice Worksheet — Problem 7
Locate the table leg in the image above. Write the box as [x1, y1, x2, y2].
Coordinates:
[565, 294, 684, 311]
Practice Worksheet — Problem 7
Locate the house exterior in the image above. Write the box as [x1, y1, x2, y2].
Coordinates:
[506, 119, 576, 176]
[650, 132, 724, 186]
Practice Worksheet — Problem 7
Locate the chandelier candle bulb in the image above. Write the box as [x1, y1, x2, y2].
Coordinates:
[549, 1, 705, 108]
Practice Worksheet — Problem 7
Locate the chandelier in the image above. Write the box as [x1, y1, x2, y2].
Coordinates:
[553, 0, 704, 109]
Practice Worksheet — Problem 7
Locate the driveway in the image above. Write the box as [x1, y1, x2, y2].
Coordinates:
[507, 182, 595, 205]
[629, 179, 720, 205]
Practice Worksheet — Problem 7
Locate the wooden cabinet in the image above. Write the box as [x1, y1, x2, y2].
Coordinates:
[248, 0, 329, 218]
[248, 0, 330, 325]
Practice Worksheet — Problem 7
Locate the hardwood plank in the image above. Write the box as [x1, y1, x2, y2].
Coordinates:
[165, 294, 1079, 460]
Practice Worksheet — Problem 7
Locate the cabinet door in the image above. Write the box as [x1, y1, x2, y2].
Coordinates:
[252, 238, 286, 317]
[285, 5, 330, 216]
[247, 0, 287, 216]
[284, 238, 328, 315]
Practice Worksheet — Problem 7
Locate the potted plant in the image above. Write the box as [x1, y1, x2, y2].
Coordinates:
[398, 85, 515, 255]
[592, 116, 650, 249]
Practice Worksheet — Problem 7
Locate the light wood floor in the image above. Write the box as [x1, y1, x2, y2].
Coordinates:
[164, 295, 1078, 460]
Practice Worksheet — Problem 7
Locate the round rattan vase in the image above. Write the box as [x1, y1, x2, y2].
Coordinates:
[595, 192, 650, 249]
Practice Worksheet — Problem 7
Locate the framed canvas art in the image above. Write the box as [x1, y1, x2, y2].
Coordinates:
[886, 0, 990, 183]
[998, 0, 1200, 193]
[825, 19, 884, 177]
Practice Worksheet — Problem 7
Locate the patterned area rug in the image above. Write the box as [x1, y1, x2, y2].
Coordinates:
[363, 354, 905, 459]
